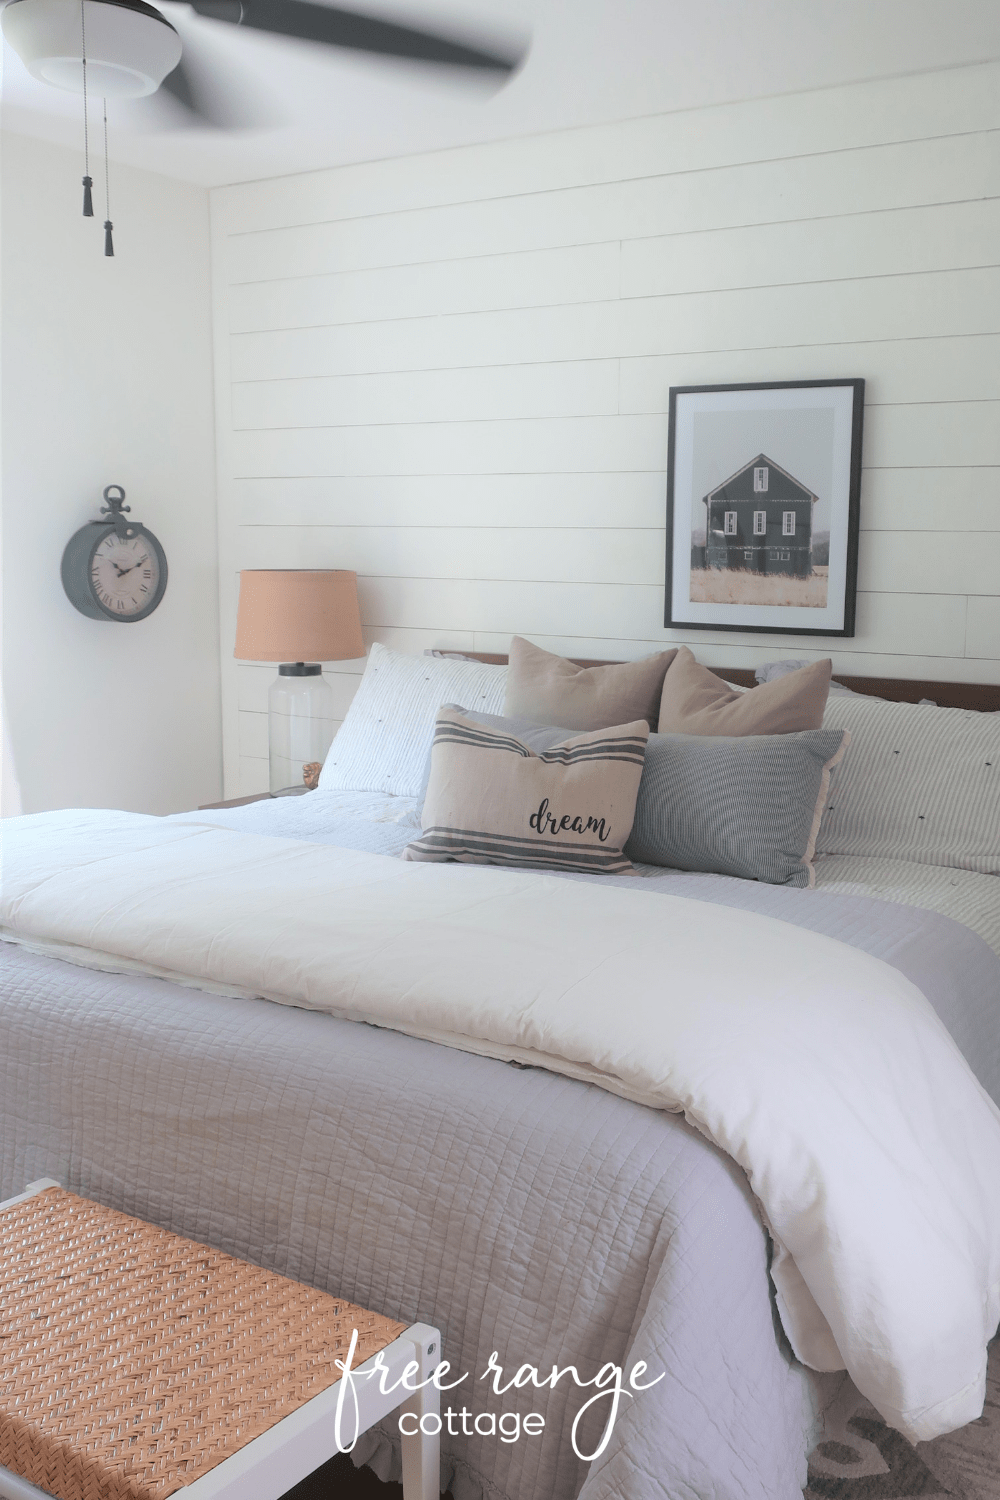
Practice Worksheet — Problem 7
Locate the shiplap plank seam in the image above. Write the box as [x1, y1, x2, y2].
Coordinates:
[229, 328, 1000, 351]
[227, 195, 1000, 289]
[234, 526, 999, 535]
[230, 397, 999, 428]
[229, 463, 1000, 471]
[225, 129, 1000, 242]
[228, 266, 1000, 335]
[216, 61, 1000, 233]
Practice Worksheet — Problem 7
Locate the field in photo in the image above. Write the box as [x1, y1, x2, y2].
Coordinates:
[689, 567, 830, 608]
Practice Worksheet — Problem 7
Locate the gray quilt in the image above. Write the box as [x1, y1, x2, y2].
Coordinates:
[2, 800, 998, 1500]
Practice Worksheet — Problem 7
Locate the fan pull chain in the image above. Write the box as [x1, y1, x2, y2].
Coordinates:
[80, 0, 93, 216]
[103, 99, 114, 256]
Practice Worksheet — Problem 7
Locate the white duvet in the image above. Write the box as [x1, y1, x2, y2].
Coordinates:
[3, 809, 1000, 1444]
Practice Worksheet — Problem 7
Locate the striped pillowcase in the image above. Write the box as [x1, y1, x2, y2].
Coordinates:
[403, 708, 650, 875]
[626, 727, 851, 887]
[818, 696, 1000, 873]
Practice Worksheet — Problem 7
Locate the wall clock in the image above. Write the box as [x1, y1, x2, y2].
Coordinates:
[61, 485, 168, 622]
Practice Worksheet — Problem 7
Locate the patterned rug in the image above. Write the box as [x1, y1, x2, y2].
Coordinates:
[805, 1338, 1000, 1499]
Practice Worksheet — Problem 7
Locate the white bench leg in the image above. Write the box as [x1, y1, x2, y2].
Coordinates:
[399, 1323, 441, 1500]
[0, 1469, 57, 1500]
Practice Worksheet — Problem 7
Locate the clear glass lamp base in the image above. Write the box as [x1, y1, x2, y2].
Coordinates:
[268, 665, 336, 793]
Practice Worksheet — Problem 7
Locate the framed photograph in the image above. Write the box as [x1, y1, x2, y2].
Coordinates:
[664, 380, 864, 637]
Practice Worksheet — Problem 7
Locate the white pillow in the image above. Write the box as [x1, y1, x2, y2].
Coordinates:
[817, 695, 1000, 873]
[319, 643, 507, 797]
[756, 657, 859, 697]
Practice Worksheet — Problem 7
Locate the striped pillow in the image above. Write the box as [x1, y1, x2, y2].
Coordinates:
[627, 728, 850, 887]
[818, 696, 1000, 873]
[319, 644, 507, 798]
[403, 708, 649, 875]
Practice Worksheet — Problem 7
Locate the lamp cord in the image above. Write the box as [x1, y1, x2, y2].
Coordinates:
[80, 0, 93, 216]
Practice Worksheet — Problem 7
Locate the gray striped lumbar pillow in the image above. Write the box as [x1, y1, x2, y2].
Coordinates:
[626, 728, 850, 887]
[403, 707, 650, 875]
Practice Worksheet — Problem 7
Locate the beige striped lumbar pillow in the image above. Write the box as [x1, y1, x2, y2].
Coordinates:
[403, 707, 650, 875]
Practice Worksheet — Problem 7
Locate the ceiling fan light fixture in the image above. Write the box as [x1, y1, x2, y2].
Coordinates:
[1, 0, 182, 98]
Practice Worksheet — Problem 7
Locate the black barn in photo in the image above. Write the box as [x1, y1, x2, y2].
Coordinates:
[702, 453, 817, 577]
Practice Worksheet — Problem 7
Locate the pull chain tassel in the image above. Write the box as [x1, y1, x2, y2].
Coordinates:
[82, 176, 93, 216]
[102, 99, 113, 256]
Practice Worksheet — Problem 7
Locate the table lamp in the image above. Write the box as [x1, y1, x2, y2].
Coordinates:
[234, 570, 364, 793]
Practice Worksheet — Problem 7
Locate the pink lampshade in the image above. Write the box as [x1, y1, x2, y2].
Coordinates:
[234, 570, 364, 662]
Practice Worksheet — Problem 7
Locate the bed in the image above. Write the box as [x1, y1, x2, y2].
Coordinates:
[1, 652, 998, 1500]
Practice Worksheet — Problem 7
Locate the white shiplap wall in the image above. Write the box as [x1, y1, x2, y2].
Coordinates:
[210, 62, 1000, 797]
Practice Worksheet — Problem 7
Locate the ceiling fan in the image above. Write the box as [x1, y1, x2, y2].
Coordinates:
[1, 0, 527, 129]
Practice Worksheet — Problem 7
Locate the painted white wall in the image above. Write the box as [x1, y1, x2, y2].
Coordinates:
[210, 61, 1000, 797]
[1, 130, 222, 814]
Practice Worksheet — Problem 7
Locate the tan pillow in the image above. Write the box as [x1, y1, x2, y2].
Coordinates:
[658, 647, 831, 736]
[504, 637, 676, 729]
[404, 707, 649, 875]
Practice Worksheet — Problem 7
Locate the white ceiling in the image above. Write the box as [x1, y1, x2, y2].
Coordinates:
[1, 0, 998, 189]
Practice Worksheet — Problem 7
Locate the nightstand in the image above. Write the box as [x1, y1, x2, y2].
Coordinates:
[198, 786, 313, 811]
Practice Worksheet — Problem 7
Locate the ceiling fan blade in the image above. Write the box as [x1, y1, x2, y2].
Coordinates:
[188, 0, 525, 75]
[160, 58, 202, 113]
[148, 29, 282, 129]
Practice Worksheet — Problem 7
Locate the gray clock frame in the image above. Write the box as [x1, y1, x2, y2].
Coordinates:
[61, 488, 168, 623]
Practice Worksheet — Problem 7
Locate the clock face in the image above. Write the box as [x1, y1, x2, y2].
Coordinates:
[90, 532, 162, 618]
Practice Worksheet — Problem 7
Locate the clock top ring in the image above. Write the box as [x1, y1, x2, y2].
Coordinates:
[61, 484, 168, 623]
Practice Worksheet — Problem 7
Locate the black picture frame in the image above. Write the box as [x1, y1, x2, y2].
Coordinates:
[664, 379, 864, 637]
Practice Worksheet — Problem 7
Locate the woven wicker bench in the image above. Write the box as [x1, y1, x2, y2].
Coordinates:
[0, 1182, 441, 1500]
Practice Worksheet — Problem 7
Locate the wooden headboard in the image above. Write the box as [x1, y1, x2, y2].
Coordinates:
[458, 653, 999, 713]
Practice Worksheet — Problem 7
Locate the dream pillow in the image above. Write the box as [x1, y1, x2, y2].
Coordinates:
[404, 707, 649, 875]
